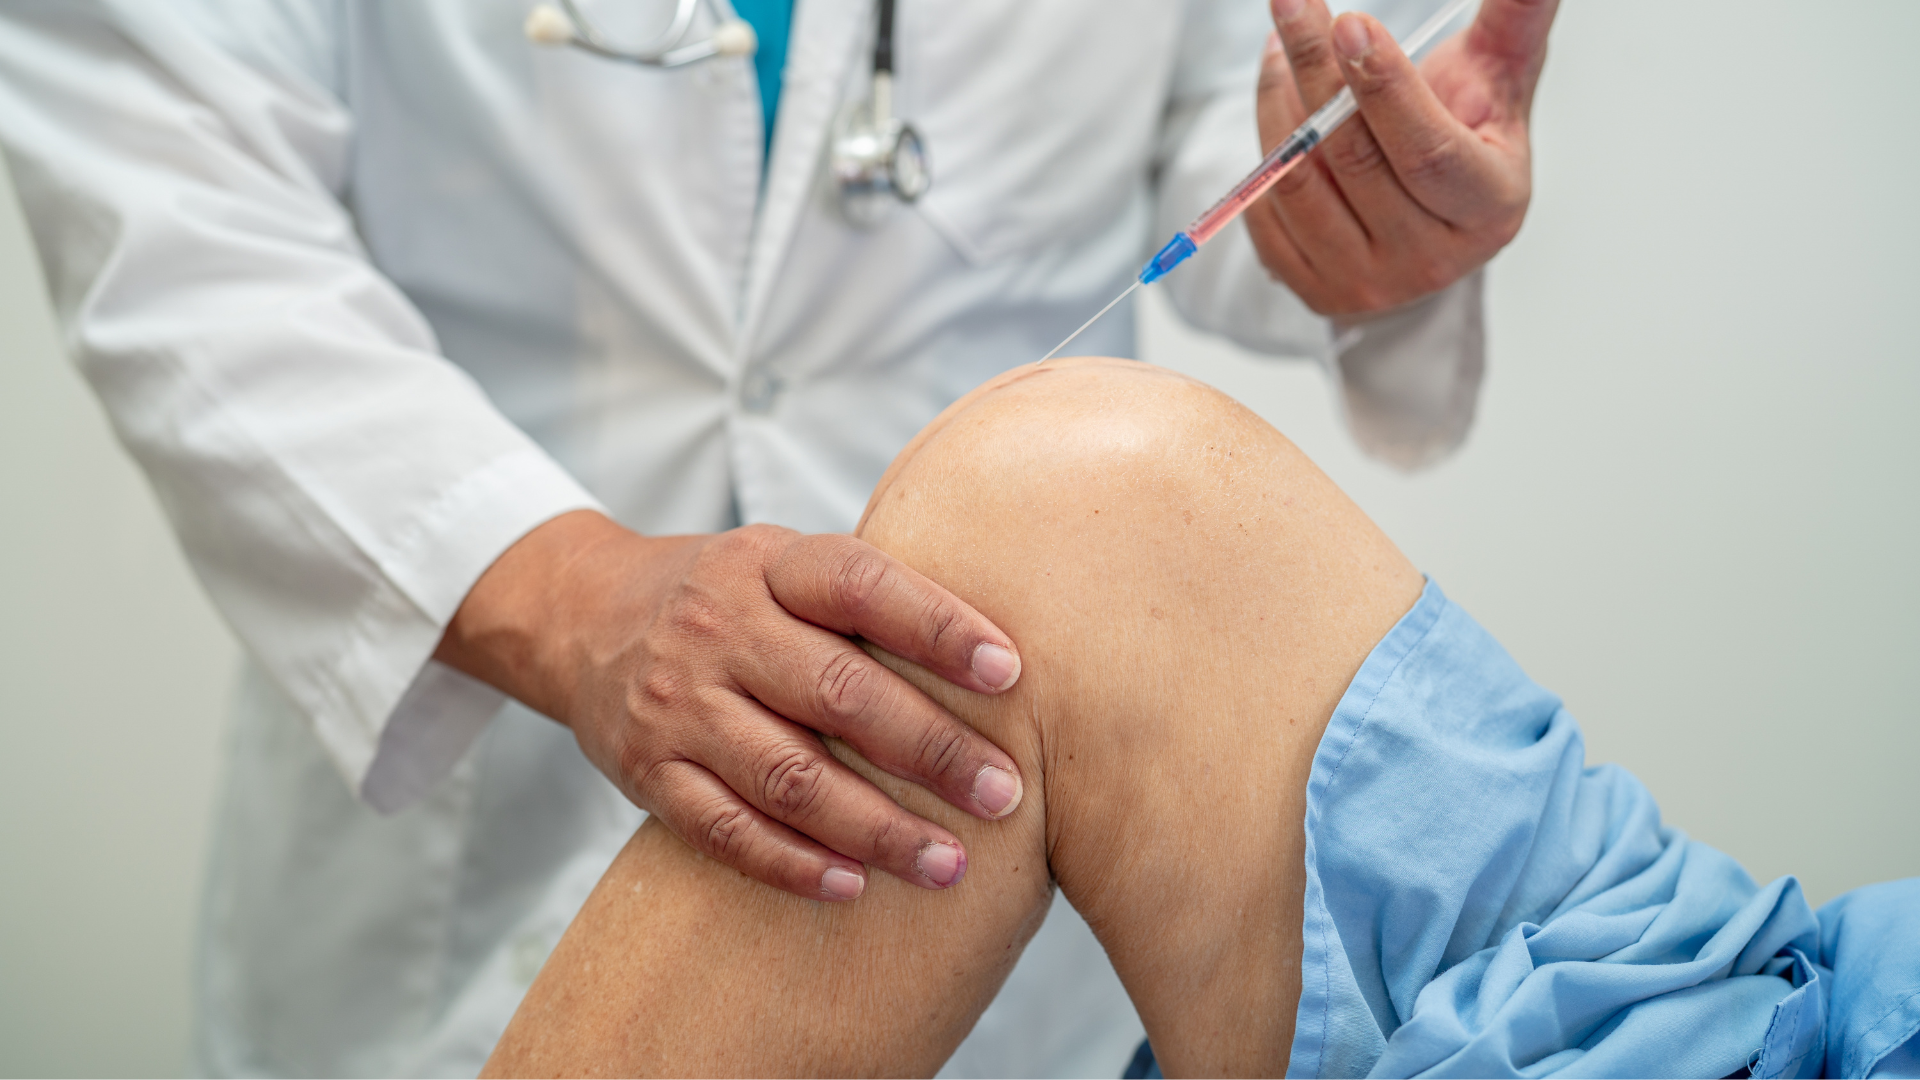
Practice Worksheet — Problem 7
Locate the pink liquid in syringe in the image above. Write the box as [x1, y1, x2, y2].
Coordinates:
[1186, 132, 1321, 245]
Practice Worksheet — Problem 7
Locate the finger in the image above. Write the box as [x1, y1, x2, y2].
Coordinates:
[689, 703, 972, 889]
[1289, 15, 1451, 235]
[1253, 31, 1375, 260]
[1242, 196, 1338, 312]
[1269, 14, 1463, 301]
[1263, 154, 1380, 290]
[1466, 0, 1558, 80]
[1267, 0, 1346, 112]
[1329, 12, 1518, 226]
[767, 533, 1021, 695]
[742, 619, 1025, 819]
[1249, 40, 1379, 310]
[1255, 31, 1308, 153]
[646, 758, 872, 901]
[1251, 32, 1383, 310]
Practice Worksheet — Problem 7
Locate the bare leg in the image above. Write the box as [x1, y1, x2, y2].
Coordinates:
[485, 359, 1422, 1077]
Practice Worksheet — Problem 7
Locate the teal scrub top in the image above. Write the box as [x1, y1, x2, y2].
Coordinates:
[731, 0, 793, 156]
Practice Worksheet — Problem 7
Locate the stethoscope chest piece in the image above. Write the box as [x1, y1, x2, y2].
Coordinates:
[827, 0, 928, 227]
[531, 0, 929, 227]
[830, 70, 930, 227]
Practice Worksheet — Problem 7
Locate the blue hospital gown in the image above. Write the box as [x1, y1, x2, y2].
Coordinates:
[1290, 581, 1920, 1078]
[1129, 581, 1920, 1079]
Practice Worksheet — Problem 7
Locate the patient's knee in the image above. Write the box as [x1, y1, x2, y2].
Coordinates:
[854, 356, 1421, 758]
[862, 357, 1290, 540]
[855, 361, 1420, 1076]
[857, 357, 1402, 606]
[864, 357, 1282, 534]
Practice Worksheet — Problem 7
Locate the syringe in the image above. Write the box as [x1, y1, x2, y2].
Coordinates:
[1039, 0, 1476, 364]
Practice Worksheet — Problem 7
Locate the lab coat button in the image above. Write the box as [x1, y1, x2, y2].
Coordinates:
[740, 371, 783, 414]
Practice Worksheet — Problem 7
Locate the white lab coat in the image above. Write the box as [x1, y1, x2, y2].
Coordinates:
[0, 0, 1484, 1074]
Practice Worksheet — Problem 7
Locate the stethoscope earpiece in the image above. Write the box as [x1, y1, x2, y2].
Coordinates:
[523, 4, 576, 46]
[709, 18, 757, 58]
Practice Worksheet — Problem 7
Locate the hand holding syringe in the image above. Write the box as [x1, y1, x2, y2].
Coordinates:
[1041, 0, 1478, 363]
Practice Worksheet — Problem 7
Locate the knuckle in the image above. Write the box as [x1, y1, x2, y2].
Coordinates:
[759, 746, 831, 821]
[827, 543, 893, 618]
[1415, 254, 1460, 297]
[693, 799, 759, 862]
[707, 524, 792, 582]
[633, 666, 690, 714]
[1494, 189, 1531, 243]
[1399, 136, 1463, 192]
[1286, 35, 1336, 79]
[1347, 279, 1392, 313]
[1290, 280, 1331, 312]
[1325, 131, 1390, 177]
[912, 722, 971, 785]
[1266, 158, 1326, 201]
[1267, 167, 1312, 200]
[661, 587, 726, 640]
[1492, 215, 1524, 253]
[736, 523, 796, 563]
[917, 596, 965, 656]
[862, 808, 906, 858]
[814, 650, 877, 729]
[736, 522, 786, 543]
[1331, 282, 1391, 318]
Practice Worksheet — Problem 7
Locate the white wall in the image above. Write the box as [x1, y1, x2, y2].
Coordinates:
[1, 0, 1916, 1074]
[0, 166, 236, 1074]
[1144, 0, 1920, 904]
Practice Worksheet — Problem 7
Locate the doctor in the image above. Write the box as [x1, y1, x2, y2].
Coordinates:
[0, 0, 1554, 1074]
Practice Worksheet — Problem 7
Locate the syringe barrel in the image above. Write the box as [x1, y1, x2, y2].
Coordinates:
[1185, 88, 1359, 247]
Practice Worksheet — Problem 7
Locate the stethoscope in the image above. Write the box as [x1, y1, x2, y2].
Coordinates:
[524, 0, 758, 66]
[524, 0, 929, 225]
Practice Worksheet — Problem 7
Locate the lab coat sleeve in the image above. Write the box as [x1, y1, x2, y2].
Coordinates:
[1152, 0, 1486, 469]
[0, 2, 605, 811]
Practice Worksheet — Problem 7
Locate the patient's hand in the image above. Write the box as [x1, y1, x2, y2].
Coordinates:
[435, 510, 1026, 901]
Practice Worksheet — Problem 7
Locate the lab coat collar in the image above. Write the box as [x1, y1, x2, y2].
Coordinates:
[739, 0, 865, 353]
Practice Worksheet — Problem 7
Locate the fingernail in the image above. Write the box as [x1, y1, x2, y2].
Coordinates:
[1272, 0, 1304, 19]
[973, 765, 1023, 818]
[1333, 14, 1373, 62]
[971, 642, 1019, 691]
[916, 842, 966, 887]
[820, 866, 866, 900]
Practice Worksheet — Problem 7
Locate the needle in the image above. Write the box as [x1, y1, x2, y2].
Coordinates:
[1037, 280, 1142, 366]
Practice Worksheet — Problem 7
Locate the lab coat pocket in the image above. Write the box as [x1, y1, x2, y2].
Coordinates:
[897, 0, 1183, 266]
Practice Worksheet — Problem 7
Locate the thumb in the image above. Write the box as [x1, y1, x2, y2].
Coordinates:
[1467, 0, 1558, 77]
[1330, 13, 1492, 219]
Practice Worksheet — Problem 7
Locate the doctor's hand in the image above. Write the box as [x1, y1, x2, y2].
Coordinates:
[435, 510, 1025, 902]
[1248, 0, 1557, 316]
